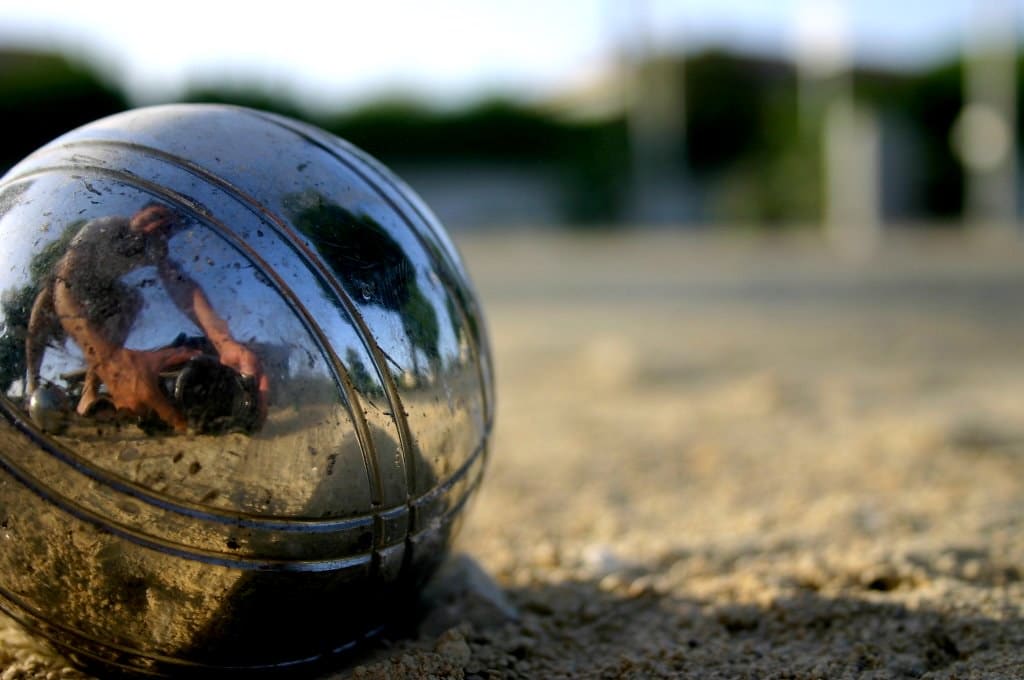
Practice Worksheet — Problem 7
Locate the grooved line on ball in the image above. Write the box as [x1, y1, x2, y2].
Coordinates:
[239, 110, 423, 500]
[245, 109, 495, 474]
[72, 114, 499, 514]
[0, 427, 372, 571]
[333, 139, 495, 425]
[0, 388, 383, 534]
[2, 153, 491, 540]
[0, 402, 486, 568]
[248, 109, 493, 422]
[4, 158, 388, 509]
[0, 395, 485, 563]
[44, 140, 403, 503]
[0, 582, 379, 672]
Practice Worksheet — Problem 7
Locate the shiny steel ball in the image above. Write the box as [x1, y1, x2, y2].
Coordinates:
[27, 385, 69, 434]
[0, 104, 494, 676]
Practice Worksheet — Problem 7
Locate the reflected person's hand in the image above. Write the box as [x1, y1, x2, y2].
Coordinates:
[92, 346, 200, 432]
[214, 339, 269, 425]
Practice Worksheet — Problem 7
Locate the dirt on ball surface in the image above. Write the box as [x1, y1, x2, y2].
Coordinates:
[3, 230, 1024, 679]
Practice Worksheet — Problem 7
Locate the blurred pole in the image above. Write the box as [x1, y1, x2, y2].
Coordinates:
[793, 0, 880, 256]
[823, 100, 881, 256]
[956, 0, 1018, 236]
[617, 0, 687, 224]
[793, 0, 852, 137]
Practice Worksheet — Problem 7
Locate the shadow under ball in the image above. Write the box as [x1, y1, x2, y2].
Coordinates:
[0, 104, 494, 676]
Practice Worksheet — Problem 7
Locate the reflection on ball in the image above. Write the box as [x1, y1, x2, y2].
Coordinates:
[27, 385, 68, 434]
[0, 104, 493, 676]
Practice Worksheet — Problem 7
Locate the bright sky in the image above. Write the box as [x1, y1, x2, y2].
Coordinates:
[0, 0, 1017, 111]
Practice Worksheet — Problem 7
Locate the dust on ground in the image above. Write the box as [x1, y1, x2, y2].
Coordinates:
[3, 230, 1024, 678]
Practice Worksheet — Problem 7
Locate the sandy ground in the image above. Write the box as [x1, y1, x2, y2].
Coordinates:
[3, 230, 1024, 678]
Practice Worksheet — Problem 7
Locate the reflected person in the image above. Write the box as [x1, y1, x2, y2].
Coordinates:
[25, 203, 269, 432]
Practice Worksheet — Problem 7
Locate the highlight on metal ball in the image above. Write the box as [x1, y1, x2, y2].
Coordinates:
[0, 104, 494, 676]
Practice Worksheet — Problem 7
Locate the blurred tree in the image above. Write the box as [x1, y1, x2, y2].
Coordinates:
[684, 51, 792, 177]
[712, 88, 821, 225]
[680, 51, 824, 225]
[0, 220, 83, 392]
[322, 98, 629, 225]
[320, 98, 564, 162]
[180, 84, 307, 122]
[558, 118, 630, 225]
[0, 50, 127, 170]
[283, 189, 440, 377]
[1, 46, 1014, 229]
[860, 60, 964, 220]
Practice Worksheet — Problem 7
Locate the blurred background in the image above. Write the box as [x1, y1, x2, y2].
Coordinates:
[0, 0, 1021, 242]
[5, 5, 1024, 677]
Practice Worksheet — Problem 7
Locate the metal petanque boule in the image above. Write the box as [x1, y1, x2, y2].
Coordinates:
[0, 104, 494, 676]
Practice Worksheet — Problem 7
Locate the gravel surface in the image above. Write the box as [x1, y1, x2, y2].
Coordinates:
[3, 230, 1024, 678]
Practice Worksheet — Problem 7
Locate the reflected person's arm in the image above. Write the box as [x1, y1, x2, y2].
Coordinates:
[26, 282, 57, 394]
[158, 259, 269, 421]
[52, 254, 190, 430]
